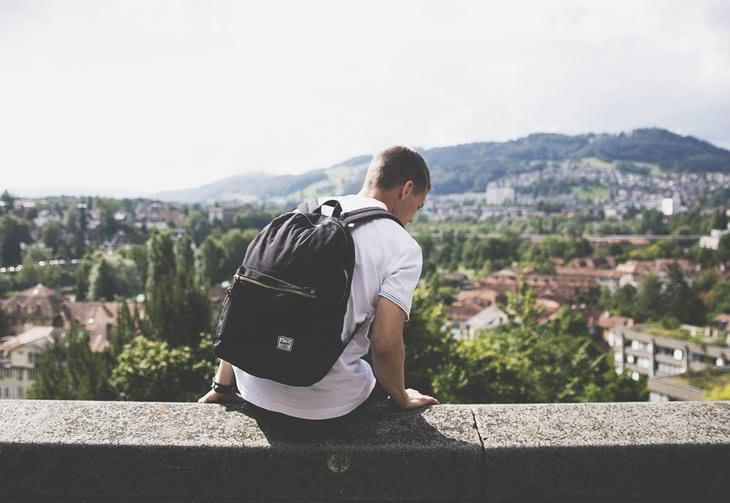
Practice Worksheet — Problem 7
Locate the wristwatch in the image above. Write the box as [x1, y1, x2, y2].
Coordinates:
[210, 378, 236, 394]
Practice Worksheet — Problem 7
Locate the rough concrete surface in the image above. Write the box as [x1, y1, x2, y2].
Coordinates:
[1, 400, 729, 502]
[0, 400, 481, 502]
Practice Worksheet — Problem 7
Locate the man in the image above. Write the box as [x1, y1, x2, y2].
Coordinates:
[199, 146, 439, 420]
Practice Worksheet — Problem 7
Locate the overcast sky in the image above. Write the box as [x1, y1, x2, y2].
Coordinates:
[1, 0, 729, 196]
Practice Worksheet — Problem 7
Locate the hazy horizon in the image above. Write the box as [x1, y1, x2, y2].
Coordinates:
[2, 0, 729, 196]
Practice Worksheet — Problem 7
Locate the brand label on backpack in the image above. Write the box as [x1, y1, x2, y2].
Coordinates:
[276, 336, 294, 352]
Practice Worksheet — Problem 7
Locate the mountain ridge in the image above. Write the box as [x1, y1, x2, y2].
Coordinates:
[153, 128, 730, 203]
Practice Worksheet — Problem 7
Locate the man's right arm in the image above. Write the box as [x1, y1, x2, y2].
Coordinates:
[370, 296, 439, 410]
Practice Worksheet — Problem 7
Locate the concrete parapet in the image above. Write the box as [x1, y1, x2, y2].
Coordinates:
[0, 400, 728, 502]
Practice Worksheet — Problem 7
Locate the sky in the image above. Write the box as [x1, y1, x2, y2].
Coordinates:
[1, 0, 729, 196]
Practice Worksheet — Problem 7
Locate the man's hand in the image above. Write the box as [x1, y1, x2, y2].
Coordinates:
[198, 389, 244, 404]
[392, 388, 440, 410]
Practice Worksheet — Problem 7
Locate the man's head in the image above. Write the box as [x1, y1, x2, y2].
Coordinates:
[360, 146, 431, 225]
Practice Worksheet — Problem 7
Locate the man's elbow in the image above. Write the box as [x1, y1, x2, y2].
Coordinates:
[370, 334, 402, 358]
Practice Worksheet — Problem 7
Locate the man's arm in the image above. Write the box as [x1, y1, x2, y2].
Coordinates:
[370, 296, 439, 410]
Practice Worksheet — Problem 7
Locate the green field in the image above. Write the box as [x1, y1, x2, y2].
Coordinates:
[573, 184, 610, 202]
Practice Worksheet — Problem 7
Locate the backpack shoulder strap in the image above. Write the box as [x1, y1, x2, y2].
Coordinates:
[341, 207, 404, 228]
[296, 198, 319, 213]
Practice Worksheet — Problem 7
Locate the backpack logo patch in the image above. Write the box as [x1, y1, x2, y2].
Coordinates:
[276, 336, 294, 352]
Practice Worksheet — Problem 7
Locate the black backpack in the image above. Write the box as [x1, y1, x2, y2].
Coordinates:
[213, 199, 402, 386]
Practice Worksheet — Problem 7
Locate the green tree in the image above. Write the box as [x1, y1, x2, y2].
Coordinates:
[110, 301, 135, 358]
[173, 235, 211, 347]
[0, 215, 32, 266]
[186, 210, 211, 245]
[664, 264, 705, 325]
[718, 234, 730, 265]
[97, 199, 120, 242]
[707, 281, 730, 316]
[87, 254, 142, 301]
[430, 284, 647, 404]
[88, 257, 117, 301]
[198, 236, 226, 286]
[145, 231, 178, 343]
[28, 324, 115, 400]
[403, 286, 454, 395]
[40, 221, 64, 254]
[109, 336, 212, 401]
[218, 228, 258, 280]
[636, 274, 664, 321]
[0, 190, 14, 213]
[0, 308, 9, 338]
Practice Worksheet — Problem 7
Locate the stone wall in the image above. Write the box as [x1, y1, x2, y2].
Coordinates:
[1, 400, 729, 502]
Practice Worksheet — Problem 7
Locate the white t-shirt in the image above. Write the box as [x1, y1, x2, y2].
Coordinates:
[233, 194, 422, 419]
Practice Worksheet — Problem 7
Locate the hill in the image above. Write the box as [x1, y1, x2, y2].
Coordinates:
[153, 128, 730, 202]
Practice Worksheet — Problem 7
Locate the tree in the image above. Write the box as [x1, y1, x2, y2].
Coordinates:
[218, 228, 258, 280]
[0, 308, 9, 338]
[109, 336, 212, 401]
[707, 281, 730, 316]
[636, 274, 664, 321]
[28, 324, 115, 400]
[110, 301, 135, 358]
[198, 236, 226, 286]
[638, 209, 668, 235]
[173, 235, 211, 347]
[145, 231, 178, 343]
[40, 221, 64, 254]
[403, 286, 454, 395]
[664, 264, 705, 325]
[87, 254, 142, 301]
[430, 284, 647, 404]
[0, 215, 32, 266]
[88, 257, 117, 301]
[718, 234, 730, 265]
[186, 210, 211, 245]
[0, 190, 14, 213]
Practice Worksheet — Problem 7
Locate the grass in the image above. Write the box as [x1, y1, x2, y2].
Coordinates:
[672, 369, 730, 390]
[573, 184, 610, 202]
[641, 322, 716, 346]
[580, 157, 616, 170]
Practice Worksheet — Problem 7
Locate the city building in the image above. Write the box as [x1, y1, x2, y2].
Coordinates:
[0, 326, 58, 399]
[608, 325, 730, 381]
[648, 369, 730, 402]
[699, 226, 730, 250]
[485, 184, 515, 206]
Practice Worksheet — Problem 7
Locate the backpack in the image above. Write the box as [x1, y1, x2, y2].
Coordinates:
[213, 199, 403, 386]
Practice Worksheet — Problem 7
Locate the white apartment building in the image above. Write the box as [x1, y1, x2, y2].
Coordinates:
[0, 326, 58, 399]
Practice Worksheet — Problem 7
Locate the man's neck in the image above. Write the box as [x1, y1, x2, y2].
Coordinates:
[358, 188, 395, 212]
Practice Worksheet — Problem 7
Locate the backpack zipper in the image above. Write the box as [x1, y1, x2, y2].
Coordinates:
[233, 273, 317, 299]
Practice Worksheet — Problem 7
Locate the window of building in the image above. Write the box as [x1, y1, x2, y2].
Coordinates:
[17, 387, 23, 398]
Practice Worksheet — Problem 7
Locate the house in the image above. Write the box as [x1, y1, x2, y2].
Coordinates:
[0, 326, 59, 399]
[648, 369, 730, 402]
[609, 325, 730, 382]
[0, 284, 129, 353]
[0, 284, 66, 335]
[457, 303, 510, 340]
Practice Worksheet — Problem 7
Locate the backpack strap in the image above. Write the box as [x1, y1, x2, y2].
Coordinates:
[341, 207, 404, 228]
[296, 198, 319, 214]
[297, 199, 345, 218]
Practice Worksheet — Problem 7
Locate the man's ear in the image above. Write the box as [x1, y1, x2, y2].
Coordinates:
[401, 180, 414, 199]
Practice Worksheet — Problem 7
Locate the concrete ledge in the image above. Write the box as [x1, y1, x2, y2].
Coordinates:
[0, 400, 729, 502]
